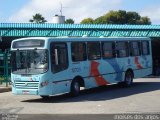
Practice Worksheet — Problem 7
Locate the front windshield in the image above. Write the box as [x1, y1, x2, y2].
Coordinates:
[11, 49, 48, 74]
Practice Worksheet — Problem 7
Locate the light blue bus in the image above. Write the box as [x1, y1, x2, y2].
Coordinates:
[11, 37, 152, 98]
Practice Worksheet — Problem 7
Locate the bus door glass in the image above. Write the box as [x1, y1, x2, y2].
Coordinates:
[50, 42, 68, 73]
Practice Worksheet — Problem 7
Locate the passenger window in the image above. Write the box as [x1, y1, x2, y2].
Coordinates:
[102, 42, 115, 58]
[141, 41, 150, 55]
[50, 42, 68, 73]
[71, 42, 87, 62]
[130, 41, 141, 56]
[116, 42, 129, 57]
[87, 42, 101, 60]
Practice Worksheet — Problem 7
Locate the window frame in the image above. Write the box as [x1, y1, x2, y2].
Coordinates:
[87, 42, 101, 60]
[101, 41, 115, 59]
[129, 41, 141, 56]
[71, 42, 87, 62]
[50, 42, 69, 74]
[141, 41, 150, 55]
[116, 41, 129, 58]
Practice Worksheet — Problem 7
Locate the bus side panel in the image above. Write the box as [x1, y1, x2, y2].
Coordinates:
[99, 57, 131, 83]
[100, 59, 125, 83]
[132, 40, 152, 78]
[50, 71, 72, 95]
[70, 60, 98, 89]
[133, 55, 152, 78]
[83, 59, 125, 89]
[133, 68, 152, 78]
[129, 55, 152, 78]
[52, 81, 71, 95]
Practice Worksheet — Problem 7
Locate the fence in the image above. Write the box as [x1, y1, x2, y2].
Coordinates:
[0, 50, 11, 87]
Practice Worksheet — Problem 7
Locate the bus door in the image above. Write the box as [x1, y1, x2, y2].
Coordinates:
[50, 42, 70, 94]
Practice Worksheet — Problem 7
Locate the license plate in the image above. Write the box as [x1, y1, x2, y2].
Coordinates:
[22, 90, 29, 94]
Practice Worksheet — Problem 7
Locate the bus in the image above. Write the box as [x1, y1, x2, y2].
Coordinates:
[11, 37, 152, 98]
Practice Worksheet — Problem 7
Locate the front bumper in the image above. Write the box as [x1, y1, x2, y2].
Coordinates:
[12, 88, 38, 95]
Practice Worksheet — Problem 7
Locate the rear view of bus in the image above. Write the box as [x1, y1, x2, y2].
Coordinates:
[11, 38, 49, 97]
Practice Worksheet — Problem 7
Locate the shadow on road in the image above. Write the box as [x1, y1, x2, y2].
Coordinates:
[22, 81, 160, 103]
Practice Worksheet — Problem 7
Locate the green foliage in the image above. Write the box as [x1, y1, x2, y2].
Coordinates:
[126, 11, 141, 24]
[104, 10, 127, 24]
[94, 16, 107, 24]
[29, 13, 47, 23]
[138, 16, 151, 25]
[80, 18, 94, 24]
[65, 19, 74, 24]
[80, 10, 151, 25]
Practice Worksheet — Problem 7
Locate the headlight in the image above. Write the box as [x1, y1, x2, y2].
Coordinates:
[40, 81, 48, 87]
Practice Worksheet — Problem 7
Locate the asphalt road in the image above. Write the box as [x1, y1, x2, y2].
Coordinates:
[0, 78, 160, 115]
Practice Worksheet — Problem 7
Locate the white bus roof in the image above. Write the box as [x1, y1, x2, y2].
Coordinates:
[11, 37, 151, 50]
[12, 36, 151, 42]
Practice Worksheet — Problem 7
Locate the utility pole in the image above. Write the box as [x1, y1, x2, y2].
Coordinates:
[60, 2, 63, 16]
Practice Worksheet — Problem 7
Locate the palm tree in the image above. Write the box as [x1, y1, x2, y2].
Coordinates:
[29, 13, 47, 23]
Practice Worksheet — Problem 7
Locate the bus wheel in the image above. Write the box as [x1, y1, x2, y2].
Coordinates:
[123, 71, 133, 87]
[40, 95, 50, 100]
[70, 79, 80, 97]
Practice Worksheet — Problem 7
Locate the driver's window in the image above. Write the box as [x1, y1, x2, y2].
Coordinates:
[50, 42, 68, 73]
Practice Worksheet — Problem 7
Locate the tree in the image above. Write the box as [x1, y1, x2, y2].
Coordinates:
[80, 18, 94, 24]
[94, 16, 106, 24]
[104, 10, 127, 24]
[138, 16, 151, 25]
[65, 19, 74, 24]
[80, 10, 151, 25]
[29, 13, 47, 23]
[126, 12, 141, 24]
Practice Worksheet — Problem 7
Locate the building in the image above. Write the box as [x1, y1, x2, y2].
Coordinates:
[0, 23, 160, 77]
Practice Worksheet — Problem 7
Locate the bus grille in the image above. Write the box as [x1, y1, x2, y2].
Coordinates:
[15, 81, 39, 89]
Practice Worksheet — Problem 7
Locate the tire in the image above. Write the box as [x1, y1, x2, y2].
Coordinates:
[123, 71, 133, 87]
[40, 95, 50, 100]
[70, 79, 80, 97]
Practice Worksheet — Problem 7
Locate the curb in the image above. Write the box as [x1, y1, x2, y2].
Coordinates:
[0, 87, 11, 93]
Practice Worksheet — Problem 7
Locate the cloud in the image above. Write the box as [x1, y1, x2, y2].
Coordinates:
[8, 0, 122, 23]
[140, 6, 160, 24]
[0, 12, 6, 22]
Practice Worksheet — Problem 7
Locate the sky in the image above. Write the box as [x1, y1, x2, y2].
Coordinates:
[0, 0, 160, 24]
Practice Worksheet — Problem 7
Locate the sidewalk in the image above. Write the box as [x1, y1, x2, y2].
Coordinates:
[0, 83, 11, 93]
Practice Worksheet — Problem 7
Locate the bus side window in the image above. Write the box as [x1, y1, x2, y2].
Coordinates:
[130, 41, 141, 56]
[102, 42, 115, 59]
[87, 42, 101, 60]
[50, 42, 68, 73]
[141, 41, 150, 55]
[116, 41, 129, 58]
[71, 42, 87, 62]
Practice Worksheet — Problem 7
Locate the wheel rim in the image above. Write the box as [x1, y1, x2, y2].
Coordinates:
[74, 82, 80, 93]
[126, 73, 132, 85]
